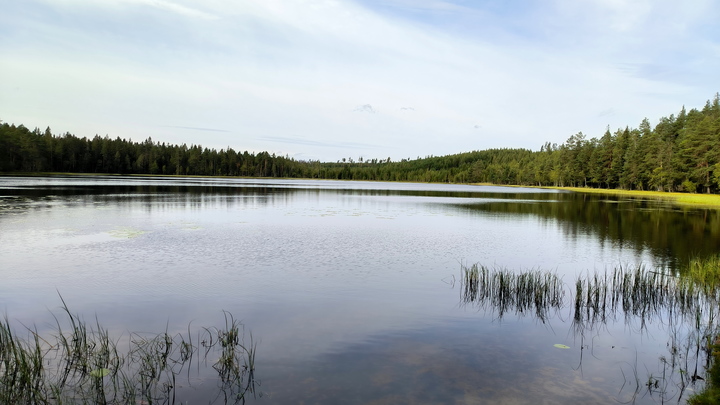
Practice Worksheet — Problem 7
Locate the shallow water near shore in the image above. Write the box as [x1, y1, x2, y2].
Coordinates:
[1, 176, 719, 403]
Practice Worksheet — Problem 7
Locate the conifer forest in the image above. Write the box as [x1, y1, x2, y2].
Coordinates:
[2, 94, 719, 193]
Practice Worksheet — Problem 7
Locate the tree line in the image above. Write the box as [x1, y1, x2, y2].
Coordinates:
[1, 94, 719, 193]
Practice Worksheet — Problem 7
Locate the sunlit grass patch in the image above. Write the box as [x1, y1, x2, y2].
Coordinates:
[557, 187, 720, 208]
[685, 255, 720, 289]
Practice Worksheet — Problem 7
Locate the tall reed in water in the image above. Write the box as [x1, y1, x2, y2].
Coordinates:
[0, 300, 256, 404]
[572, 265, 717, 331]
[461, 264, 564, 322]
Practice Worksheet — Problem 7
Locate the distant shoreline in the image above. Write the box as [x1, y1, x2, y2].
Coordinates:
[3, 172, 720, 208]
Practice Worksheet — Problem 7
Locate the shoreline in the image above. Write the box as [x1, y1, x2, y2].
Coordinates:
[3, 172, 720, 208]
[551, 186, 720, 208]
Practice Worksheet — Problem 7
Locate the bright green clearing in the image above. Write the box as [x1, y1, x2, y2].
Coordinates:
[558, 187, 720, 208]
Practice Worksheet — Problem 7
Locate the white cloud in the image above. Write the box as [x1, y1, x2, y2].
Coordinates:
[1, 0, 719, 161]
[37, 0, 218, 19]
[128, 0, 218, 19]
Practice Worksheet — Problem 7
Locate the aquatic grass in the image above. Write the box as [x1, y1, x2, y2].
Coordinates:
[204, 311, 257, 404]
[461, 261, 720, 403]
[570, 265, 719, 332]
[0, 318, 47, 404]
[571, 264, 720, 403]
[462, 261, 719, 334]
[685, 255, 720, 294]
[688, 335, 720, 404]
[461, 264, 564, 322]
[0, 300, 257, 404]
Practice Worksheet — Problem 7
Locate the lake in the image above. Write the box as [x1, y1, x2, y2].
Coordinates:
[1, 176, 719, 404]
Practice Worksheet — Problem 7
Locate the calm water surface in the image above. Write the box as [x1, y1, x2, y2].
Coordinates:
[1, 176, 719, 404]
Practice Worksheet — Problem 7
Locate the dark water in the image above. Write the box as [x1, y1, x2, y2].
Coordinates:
[1, 176, 718, 404]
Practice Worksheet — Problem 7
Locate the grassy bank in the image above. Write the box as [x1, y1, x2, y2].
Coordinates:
[557, 187, 720, 208]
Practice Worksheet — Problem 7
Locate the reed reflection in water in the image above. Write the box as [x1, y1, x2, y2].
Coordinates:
[461, 264, 719, 403]
[461, 264, 564, 323]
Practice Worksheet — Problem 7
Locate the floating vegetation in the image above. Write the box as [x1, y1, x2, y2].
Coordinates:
[0, 299, 256, 404]
[461, 264, 564, 322]
[553, 344, 570, 349]
[108, 227, 146, 239]
[88, 368, 110, 378]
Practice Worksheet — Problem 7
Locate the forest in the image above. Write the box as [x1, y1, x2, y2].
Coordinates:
[2, 94, 719, 193]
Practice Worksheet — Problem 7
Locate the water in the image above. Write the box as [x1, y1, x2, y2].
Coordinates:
[1, 176, 718, 403]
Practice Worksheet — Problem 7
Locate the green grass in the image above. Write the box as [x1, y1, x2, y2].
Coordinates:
[685, 255, 720, 292]
[557, 187, 720, 208]
[0, 301, 256, 404]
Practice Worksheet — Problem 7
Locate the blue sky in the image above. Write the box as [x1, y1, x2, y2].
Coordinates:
[1, 0, 719, 162]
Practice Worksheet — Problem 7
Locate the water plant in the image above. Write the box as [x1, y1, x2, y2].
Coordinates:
[684, 255, 720, 404]
[570, 265, 719, 402]
[204, 311, 257, 404]
[0, 300, 257, 404]
[460, 260, 720, 403]
[461, 264, 564, 322]
[685, 255, 720, 294]
[688, 335, 720, 404]
[571, 265, 713, 332]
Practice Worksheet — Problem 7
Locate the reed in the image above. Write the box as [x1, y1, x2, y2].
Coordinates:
[685, 255, 720, 295]
[461, 264, 564, 322]
[687, 335, 720, 404]
[462, 261, 720, 403]
[0, 318, 46, 403]
[684, 256, 720, 404]
[206, 312, 257, 403]
[0, 301, 256, 404]
[570, 265, 718, 332]
[569, 264, 720, 403]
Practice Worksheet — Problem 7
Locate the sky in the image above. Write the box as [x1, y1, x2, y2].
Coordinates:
[1, 0, 719, 162]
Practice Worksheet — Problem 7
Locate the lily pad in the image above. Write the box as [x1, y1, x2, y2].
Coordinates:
[109, 227, 146, 239]
[553, 344, 570, 349]
[89, 368, 110, 378]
